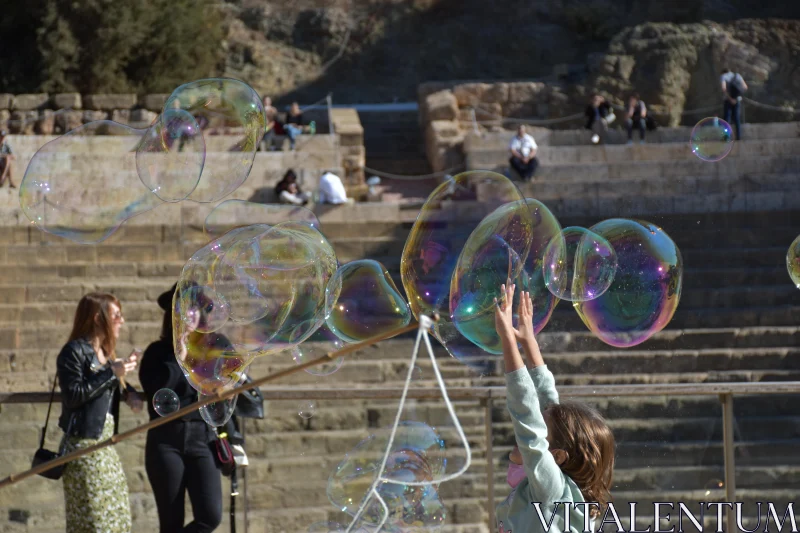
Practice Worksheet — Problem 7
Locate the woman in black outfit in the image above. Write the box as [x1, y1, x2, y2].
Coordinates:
[139, 284, 222, 533]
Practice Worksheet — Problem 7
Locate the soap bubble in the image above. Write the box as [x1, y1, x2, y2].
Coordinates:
[203, 199, 320, 242]
[447, 197, 561, 363]
[573, 219, 683, 347]
[543, 226, 618, 302]
[165, 78, 265, 202]
[325, 260, 412, 343]
[199, 393, 238, 427]
[291, 323, 346, 376]
[152, 388, 180, 416]
[328, 421, 447, 530]
[298, 400, 317, 419]
[690, 117, 734, 162]
[19, 120, 163, 244]
[401, 171, 529, 367]
[135, 108, 205, 202]
[786, 234, 800, 289]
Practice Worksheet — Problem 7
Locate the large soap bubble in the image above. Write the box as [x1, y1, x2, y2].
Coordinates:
[325, 260, 411, 343]
[203, 199, 320, 242]
[690, 117, 734, 162]
[543, 226, 618, 302]
[573, 219, 682, 347]
[401, 171, 530, 367]
[787, 234, 800, 289]
[135, 108, 205, 202]
[165, 78, 265, 202]
[447, 197, 561, 362]
[19, 120, 163, 244]
[328, 421, 447, 530]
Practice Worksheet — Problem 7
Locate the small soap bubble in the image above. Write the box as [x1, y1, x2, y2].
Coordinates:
[298, 400, 317, 419]
[543, 226, 618, 302]
[325, 260, 411, 343]
[291, 323, 345, 376]
[690, 117, 734, 162]
[152, 388, 180, 416]
[135, 108, 205, 202]
[573, 219, 683, 347]
[199, 393, 238, 427]
[786, 234, 800, 289]
[19, 120, 163, 244]
[165, 78, 265, 202]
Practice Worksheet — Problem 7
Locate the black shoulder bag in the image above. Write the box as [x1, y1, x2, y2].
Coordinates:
[31, 374, 72, 480]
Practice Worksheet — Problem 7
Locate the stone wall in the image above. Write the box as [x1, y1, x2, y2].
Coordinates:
[0, 94, 167, 134]
[418, 81, 576, 172]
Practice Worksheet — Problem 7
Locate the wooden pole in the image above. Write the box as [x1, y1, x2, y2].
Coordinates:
[0, 320, 422, 489]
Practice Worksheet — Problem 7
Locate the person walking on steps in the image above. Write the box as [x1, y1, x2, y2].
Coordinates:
[721, 68, 748, 141]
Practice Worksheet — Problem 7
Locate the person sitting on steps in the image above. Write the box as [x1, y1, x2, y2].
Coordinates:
[508, 125, 538, 182]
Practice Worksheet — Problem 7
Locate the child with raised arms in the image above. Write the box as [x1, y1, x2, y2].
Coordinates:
[494, 281, 616, 533]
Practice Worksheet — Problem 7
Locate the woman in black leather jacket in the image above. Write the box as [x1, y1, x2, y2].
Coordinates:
[139, 284, 223, 533]
[57, 292, 142, 533]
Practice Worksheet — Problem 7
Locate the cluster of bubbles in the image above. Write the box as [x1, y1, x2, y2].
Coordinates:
[323, 421, 447, 532]
[20, 78, 265, 244]
[171, 215, 413, 412]
[401, 171, 683, 371]
[690, 117, 734, 162]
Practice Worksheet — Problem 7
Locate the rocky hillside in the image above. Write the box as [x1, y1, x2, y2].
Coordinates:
[221, 0, 800, 106]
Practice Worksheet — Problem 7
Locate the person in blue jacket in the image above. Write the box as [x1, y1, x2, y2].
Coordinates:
[494, 281, 616, 533]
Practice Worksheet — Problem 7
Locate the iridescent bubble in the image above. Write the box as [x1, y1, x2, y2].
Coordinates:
[292, 323, 345, 376]
[177, 285, 230, 334]
[786, 234, 800, 289]
[203, 199, 320, 242]
[449, 197, 562, 361]
[543, 226, 618, 302]
[199, 393, 238, 427]
[573, 219, 683, 347]
[401, 171, 530, 367]
[690, 117, 734, 162]
[135, 108, 205, 202]
[19, 120, 163, 244]
[328, 422, 447, 530]
[165, 78, 265, 202]
[325, 260, 411, 343]
[298, 400, 317, 420]
[152, 388, 180, 416]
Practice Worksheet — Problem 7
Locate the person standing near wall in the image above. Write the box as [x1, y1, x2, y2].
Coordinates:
[721, 68, 748, 141]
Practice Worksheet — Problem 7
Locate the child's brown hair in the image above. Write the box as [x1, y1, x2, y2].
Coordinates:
[545, 401, 615, 515]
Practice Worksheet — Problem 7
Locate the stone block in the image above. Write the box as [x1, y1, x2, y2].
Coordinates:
[482, 83, 509, 104]
[84, 94, 137, 111]
[424, 90, 458, 122]
[427, 119, 461, 141]
[12, 93, 49, 111]
[0, 93, 12, 109]
[507, 82, 545, 103]
[55, 110, 84, 133]
[616, 55, 636, 80]
[417, 81, 452, 102]
[53, 93, 82, 110]
[82, 110, 108, 123]
[35, 110, 56, 135]
[452, 83, 490, 107]
[111, 109, 131, 124]
[0, 109, 9, 130]
[9, 111, 37, 134]
[140, 93, 170, 112]
[130, 109, 157, 126]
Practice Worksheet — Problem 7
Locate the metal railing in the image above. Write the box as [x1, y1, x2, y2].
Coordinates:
[3, 381, 800, 531]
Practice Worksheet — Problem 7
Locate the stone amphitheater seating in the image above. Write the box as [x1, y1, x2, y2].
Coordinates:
[0, 124, 799, 532]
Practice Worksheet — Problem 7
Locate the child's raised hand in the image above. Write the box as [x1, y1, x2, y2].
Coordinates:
[515, 290, 536, 346]
[494, 280, 518, 340]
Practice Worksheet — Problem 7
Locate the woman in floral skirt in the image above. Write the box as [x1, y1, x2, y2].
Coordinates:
[57, 293, 143, 533]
